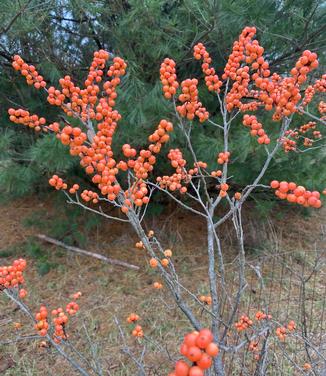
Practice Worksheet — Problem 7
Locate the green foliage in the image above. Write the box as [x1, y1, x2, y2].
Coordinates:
[0, 0, 325, 209]
[25, 240, 57, 276]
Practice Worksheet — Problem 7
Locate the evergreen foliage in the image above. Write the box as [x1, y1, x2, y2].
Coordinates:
[1, 0, 325, 207]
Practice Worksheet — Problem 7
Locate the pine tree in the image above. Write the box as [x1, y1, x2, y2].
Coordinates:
[1, 0, 325, 202]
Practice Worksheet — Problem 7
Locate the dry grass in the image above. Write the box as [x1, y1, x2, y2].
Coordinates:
[0, 197, 325, 375]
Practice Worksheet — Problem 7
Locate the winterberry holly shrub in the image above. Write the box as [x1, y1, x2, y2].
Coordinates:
[2, 27, 326, 375]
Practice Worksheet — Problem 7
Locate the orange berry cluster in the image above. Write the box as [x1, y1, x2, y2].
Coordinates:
[121, 181, 149, 213]
[226, 66, 255, 112]
[211, 170, 222, 178]
[235, 315, 253, 331]
[275, 327, 286, 341]
[132, 325, 143, 337]
[314, 74, 326, 93]
[66, 301, 79, 315]
[19, 289, 27, 298]
[280, 130, 297, 152]
[193, 43, 222, 92]
[219, 183, 229, 198]
[177, 79, 209, 122]
[157, 149, 188, 193]
[161, 258, 169, 267]
[291, 51, 319, 83]
[49, 175, 68, 190]
[0, 259, 26, 290]
[219, 27, 321, 119]
[127, 314, 143, 337]
[12, 55, 46, 89]
[48, 50, 111, 117]
[199, 295, 212, 305]
[299, 121, 316, 134]
[56, 126, 87, 154]
[127, 313, 140, 323]
[223, 27, 257, 81]
[275, 321, 295, 342]
[255, 311, 272, 321]
[153, 282, 163, 289]
[8, 108, 46, 132]
[51, 307, 69, 343]
[217, 151, 230, 165]
[81, 190, 99, 204]
[148, 119, 173, 145]
[169, 329, 219, 376]
[69, 184, 80, 194]
[149, 258, 158, 268]
[270, 181, 322, 208]
[160, 58, 179, 99]
[272, 50, 318, 119]
[242, 114, 270, 144]
[319, 101, 326, 118]
[302, 85, 315, 106]
[35, 306, 49, 337]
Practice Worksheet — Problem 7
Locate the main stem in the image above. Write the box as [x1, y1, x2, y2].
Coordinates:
[207, 206, 225, 376]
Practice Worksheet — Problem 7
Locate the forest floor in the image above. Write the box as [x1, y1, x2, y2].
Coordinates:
[0, 196, 325, 376]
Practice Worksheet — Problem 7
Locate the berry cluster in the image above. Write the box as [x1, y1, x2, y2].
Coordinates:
[51, 307, 69, 343]
[57, 126, 87, 154]
[177, 79, 209, 122]
[314, 74, 326, 93]
[255, 311, 272, 321]
[8, 108, 46, 131]
[160, 58, 179, 99]
[149, 258, 158, 268]
[35, 306, 49, 337]
[157, 149, 188, 193]
[0, 259, 26, 290]
[193, 43, 222, 92]
[127, 313, 140, 323]
[235, 315, 253, 331]
[280, 130, 298, 152]
[49, 175, 68, 190]
[211, 170, 222, 178]
[275, 321, 295, 342]
[217, 151, 230, 165]
[81, 190, 99, 204]
[69, 184, 80, 194]
[299, 121, 316, 134]
[242, 114, 270, 144]
[12, 55, 46, 89]
[291, 51, 319, 83]
[153, 282, 163, 289]
[319, 101, 326, 117]
[270, 181, 322, 208]
[169, 329, 219, 376]
[66, 302, 79, 315]
[199, 295, 212, 305]
[132, 325, 143, 337]
[127, 313, 143, 337]
[219, 183, 229, 198]
[223, 27, 257, 81]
